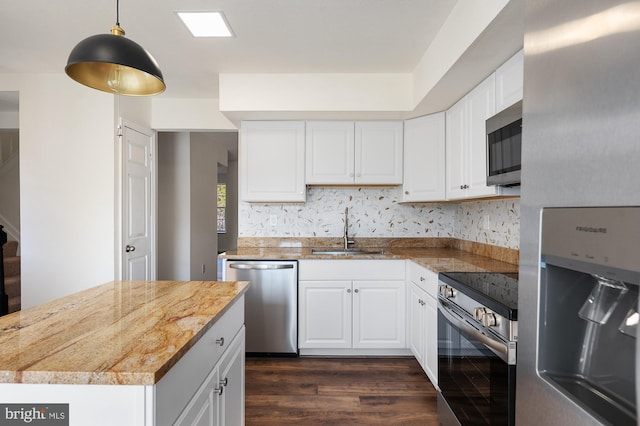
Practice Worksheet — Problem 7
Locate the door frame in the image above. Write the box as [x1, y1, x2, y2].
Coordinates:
[114, 117, 157, 280]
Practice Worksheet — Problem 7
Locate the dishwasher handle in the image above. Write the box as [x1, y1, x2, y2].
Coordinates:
[228, 263, 295, 270]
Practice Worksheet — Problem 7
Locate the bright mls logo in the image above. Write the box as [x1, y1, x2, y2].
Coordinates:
[0, 404, 68, 425]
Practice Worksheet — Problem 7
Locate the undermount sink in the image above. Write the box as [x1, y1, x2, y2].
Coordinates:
[311, 249, 387, 255]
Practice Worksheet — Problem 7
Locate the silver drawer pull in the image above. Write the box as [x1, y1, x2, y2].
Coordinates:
[215, 386, 224, 396]
[220, 378, 228, 387]
[215, 337, 225, 346]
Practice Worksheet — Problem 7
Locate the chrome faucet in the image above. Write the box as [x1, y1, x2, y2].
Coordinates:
[343, 207, 355, 250]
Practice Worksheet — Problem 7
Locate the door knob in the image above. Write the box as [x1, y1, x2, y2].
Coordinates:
[125, 245, 136, 253]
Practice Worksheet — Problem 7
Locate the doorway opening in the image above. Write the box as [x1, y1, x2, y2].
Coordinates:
[157, 131, 238, 281]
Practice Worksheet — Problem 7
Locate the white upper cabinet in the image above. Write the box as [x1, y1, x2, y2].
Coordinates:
[466, 75, 497, 199]
[355, 121, 403, 184]
[305, 121, 355, 184]
[402, 112, 446, 202]
[306, 121, 403, 185]
[446, 74, 505, 200]
[495, 49, 524, 113]
[240, 121, 306, 202]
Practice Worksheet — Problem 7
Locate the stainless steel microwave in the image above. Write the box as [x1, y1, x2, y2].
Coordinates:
[486, 100, 522, 186]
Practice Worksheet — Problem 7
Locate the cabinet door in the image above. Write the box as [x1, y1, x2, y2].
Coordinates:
[305, 121, 355, 184]
[445, 97, 467, 200]
[402, 113, 445, 202]
[495, 49, 524, 113]
[466, 74, 497, 198]
[174, 366, 220, 426]
[354, 121, 403, 184]
[353, 280, 406, 349]
[425, 295, 438, 387]
[407, 282, 426, 367]
[299, 281, 352, 348]
[219, 328, 245, 426]
[240, 121, 306, 202]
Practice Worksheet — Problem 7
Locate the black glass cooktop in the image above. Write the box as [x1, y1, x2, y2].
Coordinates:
[439, 272, 518, 320]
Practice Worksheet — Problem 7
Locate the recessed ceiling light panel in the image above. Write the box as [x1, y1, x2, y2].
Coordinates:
[177, 12, 233, 37]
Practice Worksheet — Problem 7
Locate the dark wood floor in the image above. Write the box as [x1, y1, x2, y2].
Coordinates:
[245, 356, 439, 425]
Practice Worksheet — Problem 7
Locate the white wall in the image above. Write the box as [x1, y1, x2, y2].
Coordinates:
[0, 74, 117, 307]
[157, 132, 191, 280]
[219, 74, 412, 112]
[152, 98, 236, 131]
[189, 133, 218, 281]
[0, 111, 19, 128]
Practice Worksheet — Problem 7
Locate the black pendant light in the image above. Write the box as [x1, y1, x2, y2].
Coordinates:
[65, 0, 165, 96]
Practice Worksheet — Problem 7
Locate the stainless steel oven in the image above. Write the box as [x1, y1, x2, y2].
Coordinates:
[437, 272, 518, 426]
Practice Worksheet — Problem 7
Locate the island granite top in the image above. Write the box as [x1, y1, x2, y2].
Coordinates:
[0, 280, 249, 386]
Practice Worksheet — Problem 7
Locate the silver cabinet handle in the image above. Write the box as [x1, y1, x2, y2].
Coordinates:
[125, 245, 136, 253]
[219, 378, 228, 387]
[354, 289, 359, 293]
[215, 337, 225, 346]
[347, 289, 352, 293]
[420, 276, 425, 282]
[215, 386, 224, 396]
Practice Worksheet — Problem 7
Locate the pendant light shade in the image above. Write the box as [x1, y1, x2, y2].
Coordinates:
[65, 3, 165, 96]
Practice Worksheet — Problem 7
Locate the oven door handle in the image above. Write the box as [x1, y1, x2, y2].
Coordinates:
[438, 298, 516, 365]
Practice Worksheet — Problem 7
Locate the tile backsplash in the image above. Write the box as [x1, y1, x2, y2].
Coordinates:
[238, 186, 520, 249]
[454, 198, 520, 249]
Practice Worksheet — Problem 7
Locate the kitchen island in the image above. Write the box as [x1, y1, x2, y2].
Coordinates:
[0, 280, 249, 426]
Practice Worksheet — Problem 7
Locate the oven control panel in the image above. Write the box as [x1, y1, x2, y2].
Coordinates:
[438, 282, 517, 342]
[439, 284, 457, 299]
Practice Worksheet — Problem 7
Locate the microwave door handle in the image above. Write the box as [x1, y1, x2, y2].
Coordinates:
[438, 299, 512, 364]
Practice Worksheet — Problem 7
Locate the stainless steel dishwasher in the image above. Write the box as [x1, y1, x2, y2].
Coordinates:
[222, 259, 298, 356]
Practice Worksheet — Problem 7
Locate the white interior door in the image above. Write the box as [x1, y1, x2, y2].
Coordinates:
[121, 120, 155, 280]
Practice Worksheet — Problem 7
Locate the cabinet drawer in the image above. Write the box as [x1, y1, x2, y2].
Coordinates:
[407, 261, 439, 299]
[154, 296, 244, 425]
[299, 259, 405, 281]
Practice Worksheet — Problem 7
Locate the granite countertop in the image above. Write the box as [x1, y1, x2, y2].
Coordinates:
[220, 246, 519, 274]
[0, 280, 249, 385]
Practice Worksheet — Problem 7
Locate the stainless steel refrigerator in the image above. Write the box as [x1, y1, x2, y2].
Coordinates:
[518, 0, 640, 424]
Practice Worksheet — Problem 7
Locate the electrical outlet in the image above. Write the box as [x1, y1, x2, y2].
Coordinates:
[269, 215, 278, 227]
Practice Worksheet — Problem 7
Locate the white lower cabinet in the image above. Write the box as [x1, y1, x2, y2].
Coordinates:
[298, 260, 406, 353]
[299, 280, 352, 348]
[157, 296, 245, 426]
[406, 261, 438, 387]
[175, 327, 245, 426]
[408, 282, 427, 367]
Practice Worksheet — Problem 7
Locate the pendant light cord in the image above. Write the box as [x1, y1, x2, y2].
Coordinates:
[116, 0, 120, 26]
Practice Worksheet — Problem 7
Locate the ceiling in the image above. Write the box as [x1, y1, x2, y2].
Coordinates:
[1, 0, 457, 97]
[0, 1, 524, 117]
